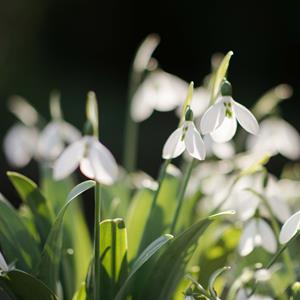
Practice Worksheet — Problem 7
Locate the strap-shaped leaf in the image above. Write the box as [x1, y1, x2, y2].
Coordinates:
[100, 218, 128, 299]
[7, 171, 55, 246]
[115, 234, 173, 300]
[0, 194, 40, 272]
[140, 211, 235, 300]
[0, 269, 58, 300]
[37, 180, 95, 293]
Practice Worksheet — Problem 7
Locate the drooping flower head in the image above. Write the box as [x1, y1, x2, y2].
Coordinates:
[53, 92, 118, 185]
[200, 80, 259, 143]
[279, 210, 300, 244]
[162, 105, 206, 161]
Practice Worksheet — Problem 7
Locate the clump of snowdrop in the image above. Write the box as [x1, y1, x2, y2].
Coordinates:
[162, 105, 206, 160]
[201, 80, 259, 143]
[236, 288, 274, 300]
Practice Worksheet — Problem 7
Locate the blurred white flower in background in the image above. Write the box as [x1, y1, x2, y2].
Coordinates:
[247, 117, 300, 160]
[53, 135, 118, 185]
[3, 95, 40, 167]
[238, 218, 277, 256]
[279, 210, 300, 244]
[203, 134, 235, 159]
[38, 120, 81, 161]
[162, 107, 206, 160]
[236, 288, 274, 300]
[130, 69, 187, 122]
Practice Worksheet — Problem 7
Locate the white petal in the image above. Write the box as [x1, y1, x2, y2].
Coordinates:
[279, 210, 300, 244]
[130, 83, 155, 122]
[162, 127, 186, 159]
[211, 140, 235, 159]
[3, 124, 39, 167]
[185, 122, 205, 160]
[239, 220, 256, 256]
[38, 122, 64, 160]
[79, 157, 95, 179]
[233, 101, 259, 135]
[210, 116, 237, 143]
[200, 101, 225, 134]
[266, 196, 290, 223]
[258, 219, 277, 253]
[0, 251, 8, 272]
[87, 139, 119, 185]
[60, 121, 81, 143]
[235, 192, 259, 221]
[53, 139, 85, 180]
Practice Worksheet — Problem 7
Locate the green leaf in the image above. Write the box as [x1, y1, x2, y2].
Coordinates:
[72, 282, 87, 300]
[211, 51, 233, 103]
[208, 266, 231, 298]
[115, 234, 173, 300]
[41, 168, 93, 299]
[140, 211, 235, 300]
[99, 218, 128, 300]
[0, 193, 40, 272]
[37, 180, 95, 293]
[0, 269, 58, 300]
[7, 171, 54, 246]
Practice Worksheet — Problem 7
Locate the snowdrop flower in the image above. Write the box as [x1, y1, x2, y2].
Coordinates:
[130, 69, 188, 122]
[238, 218, 277, 256]
[246, 117, 300, 160]
[53, 135, 118, 185]
[203, 135, 235, 159]
[162, 106, 206, 160]
[200, 80, 259, 143]
[279, 210, 300, 244]
[236, 288, 274, 300]
[0, 251, 8, 273]
[38, 120, 81, 161]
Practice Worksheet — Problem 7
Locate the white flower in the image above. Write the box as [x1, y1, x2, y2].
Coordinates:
[238, 218, 277, 256]
[200, 96, 259, 143]
[0, 251, 8, 272]
[130, 69, 187, 122]
[279, 210, 300, 244]
[203, 134, 235, 159]
[38, 120, 81, 161]
[246, 117, 300, 160]
[236, 288, 274, 300]
[162, 120, 205, 160]
[3, 124, 39, 167]
[53, 136, 118, 185]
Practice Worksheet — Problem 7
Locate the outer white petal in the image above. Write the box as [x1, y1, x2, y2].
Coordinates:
[87, 139, 119, 185]
[79, 157, 95, 179]
[266, 196, 290, 223]
[53, 139, 85, 180]
[185, 122, 206, 160]
[162, 127, 186, 159]
[130, 82, 155, 122]
[258, 219, 277, 253]
[210, 116, 237, 143]
[235, 192, 259, 221]
[276, 119, 300, 160]
[3, 124, 39, 167]
[233, 101, 259, 135]
[279, 210, 300, 244]
[38, 122, 64, 160]
[60, 121, 81, 143]
[239, 219, 256, 256]
[0, 251, 8, 272]
[200, 101, 225, 134]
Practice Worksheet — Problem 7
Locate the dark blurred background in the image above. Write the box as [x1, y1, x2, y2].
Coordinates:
[1, 0, 300, 205]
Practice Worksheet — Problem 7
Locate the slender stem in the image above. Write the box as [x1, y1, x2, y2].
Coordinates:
[94, 182, 101, 300]
[138, 159, 171, 253]
[123, 71, 141, 172]
[170, 159, 195, 235]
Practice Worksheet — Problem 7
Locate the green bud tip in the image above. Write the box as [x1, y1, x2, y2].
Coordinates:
[83, 120, 93, 136]
[221, 80, 232, 96]
[185, 106, 193, 121]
